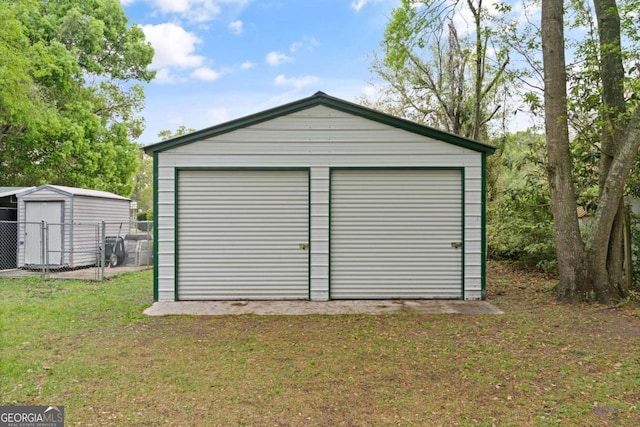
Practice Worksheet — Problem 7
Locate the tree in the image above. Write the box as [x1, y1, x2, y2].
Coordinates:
[542, 0, 640, 302]
[130, 149, 153, 213]
[0, 0, 154, 196]
[0, 3, 60, 182]
[541, 0, 585, 295]
[156, 126, 196, 142]
[369, 0, 515, 140]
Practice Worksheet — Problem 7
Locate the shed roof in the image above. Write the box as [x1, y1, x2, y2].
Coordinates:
[0, 187, 34, 198]
[19, 185, 130, 201]
[143, 91, 497, 155]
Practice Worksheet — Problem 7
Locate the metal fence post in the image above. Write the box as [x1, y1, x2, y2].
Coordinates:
[40, 220, 46, 278]
[45, 222, 50, 279]
[100, 221, 106, 281]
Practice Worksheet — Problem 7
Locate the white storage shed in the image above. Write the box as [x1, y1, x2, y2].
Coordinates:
[17, 185, 130, 268]
[144, 92, 495, 302]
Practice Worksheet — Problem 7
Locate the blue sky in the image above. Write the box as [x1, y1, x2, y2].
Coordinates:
[120, 0, 398, 144]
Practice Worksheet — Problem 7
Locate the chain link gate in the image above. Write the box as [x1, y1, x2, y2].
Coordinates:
[0, 220, 153, 280]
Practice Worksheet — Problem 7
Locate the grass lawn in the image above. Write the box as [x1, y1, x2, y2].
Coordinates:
[1, 263, 639, 426]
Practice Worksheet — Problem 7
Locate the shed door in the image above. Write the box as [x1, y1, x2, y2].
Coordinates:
[24, 201, 64, 265]
[330, 169, 463, 299]
[177, 170, 309, 300]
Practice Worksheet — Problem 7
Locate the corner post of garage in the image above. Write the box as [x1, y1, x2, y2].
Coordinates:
[481, 152, 487, 300]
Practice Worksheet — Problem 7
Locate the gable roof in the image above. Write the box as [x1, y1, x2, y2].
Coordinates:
[143, 91, 496, 154]
[19, 185, 129, 201]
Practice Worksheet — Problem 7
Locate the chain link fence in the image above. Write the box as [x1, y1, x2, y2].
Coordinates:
[0, 220, 153, 280]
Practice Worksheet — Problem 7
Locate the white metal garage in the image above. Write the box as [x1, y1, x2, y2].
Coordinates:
[330, 169, 463, 299]
[144, 92, 495, 302]
[177, 169, 309, 300]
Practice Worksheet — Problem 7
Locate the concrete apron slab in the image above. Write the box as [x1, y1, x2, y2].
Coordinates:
[144, 300, 503, 316]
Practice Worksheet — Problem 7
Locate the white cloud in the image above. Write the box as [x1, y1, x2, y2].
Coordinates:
[350, 0, 388, 12]
[191, 67, 223, 81]
[361, 84, 380, 100]
[289, 36, 320, 53]
[142, 23, 204, 68]
[290, 41, 303, 52]
[152, 0, 190, 13]
[274, 74, 319, 89]
[240, 61, 255, 70]
[147, 0, 221, 22]
[153, 68, 178, 84]
[350, 0, 369, 11]
[266, 51, 293, 66]
[119, 0, 136, 5]
[229, 20, 243, 34]
[140, 0, 251, 23]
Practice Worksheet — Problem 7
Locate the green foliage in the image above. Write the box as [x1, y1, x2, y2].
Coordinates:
[137, 211, 152, 221]
[130, 148, 153, 212]
[487, 130, 558, 271]
[564, 0, 640, 205]
[488, 197, 557, 271]
[630, 213, 640, 286]
[383, 0, 423, 71]
[0, 0, 154, 196]
[156, 125, 196, 141]
[617, 289, 640, 307]
[486, 122, 606, 271]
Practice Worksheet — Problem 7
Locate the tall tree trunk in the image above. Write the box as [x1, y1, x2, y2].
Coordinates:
[541, 0, 640, 303]
[592, 0, 629, 300]
[587, 107, 640, 301]
[468, 0, 484, 141]
[541, 0, 588, 300]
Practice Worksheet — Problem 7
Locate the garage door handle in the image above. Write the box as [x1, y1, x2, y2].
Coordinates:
[298, 243, 309, 250]
[451, 242, 462, 249]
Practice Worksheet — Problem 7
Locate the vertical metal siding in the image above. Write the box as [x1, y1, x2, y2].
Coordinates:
[330, 169, 463, 299]
[177, 170, 309, 300]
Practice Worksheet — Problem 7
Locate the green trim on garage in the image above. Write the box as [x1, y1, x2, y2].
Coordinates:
[174, 167, 179, 301]
[308, 170, 312, 301]
[461, 167, 466, 300]
[152, 152, 159, 302]
[481, 153, 487, 300]
[328, 169, 332, 300]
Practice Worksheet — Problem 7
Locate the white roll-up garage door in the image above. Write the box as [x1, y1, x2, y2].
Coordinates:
[330, 169, 463, 299]
[177, 169, 309, 300]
